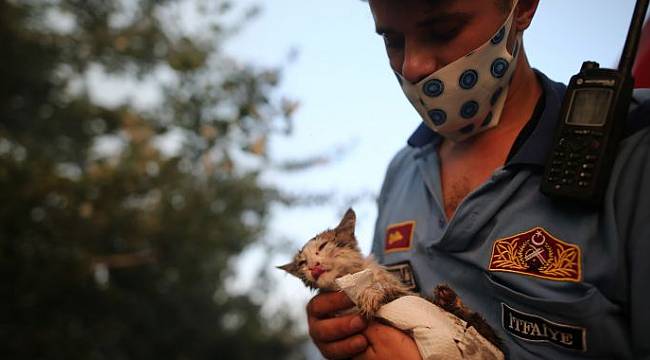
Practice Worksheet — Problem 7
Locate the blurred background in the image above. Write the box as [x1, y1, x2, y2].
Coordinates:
[1, 0, 647, 359]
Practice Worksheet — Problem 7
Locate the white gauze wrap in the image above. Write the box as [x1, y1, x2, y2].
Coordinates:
[335, 269, 504, 360]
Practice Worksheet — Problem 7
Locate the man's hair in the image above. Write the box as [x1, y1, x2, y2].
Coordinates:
[361, 0, 513, 13]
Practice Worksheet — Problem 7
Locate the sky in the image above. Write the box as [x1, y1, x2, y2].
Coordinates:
[222, 0, 644, 328]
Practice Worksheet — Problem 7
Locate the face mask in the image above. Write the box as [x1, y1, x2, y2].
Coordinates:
[396, 2, 521, 142]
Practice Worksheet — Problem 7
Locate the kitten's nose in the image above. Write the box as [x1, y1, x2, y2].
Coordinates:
[310, 265, 325, 280]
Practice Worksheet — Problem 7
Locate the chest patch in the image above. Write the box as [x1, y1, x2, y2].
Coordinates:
[488, 227, 582, 282]
[384, 221, 415, 253]
[385, 261, 419, 292]
[502, 303, 587, 352]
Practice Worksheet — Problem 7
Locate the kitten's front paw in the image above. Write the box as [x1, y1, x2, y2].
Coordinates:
[357, 288, 385, 319]
[358, 302, 380, 319]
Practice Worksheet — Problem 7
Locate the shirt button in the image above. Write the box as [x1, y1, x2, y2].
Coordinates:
[438, 217, 446, 228]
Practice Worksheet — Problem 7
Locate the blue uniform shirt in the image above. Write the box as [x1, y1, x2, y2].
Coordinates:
[372, 70, 650, 359]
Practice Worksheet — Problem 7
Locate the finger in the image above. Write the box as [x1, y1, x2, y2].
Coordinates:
[363, 321, 408, 344]
[362, 321, 385, 342]
[318, 334, 368, 360]
[352, 342, 376, 360]
[309, 312, 367, 342]
[307, 291, 355, 319]
[361, 322, 421, 360]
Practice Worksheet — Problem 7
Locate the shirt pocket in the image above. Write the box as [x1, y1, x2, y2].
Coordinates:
[483, 273, 629, 359]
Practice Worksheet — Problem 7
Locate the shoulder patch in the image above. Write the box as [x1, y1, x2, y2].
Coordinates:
[385, 261, 419, 292]
[488, 227, 582, 282]
[502, 303, 587, 352]
[384, 221, 415, 253]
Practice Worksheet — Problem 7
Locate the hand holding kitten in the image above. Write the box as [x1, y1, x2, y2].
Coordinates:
[306, 291, 369, 359]
[307, 291, 423, 360]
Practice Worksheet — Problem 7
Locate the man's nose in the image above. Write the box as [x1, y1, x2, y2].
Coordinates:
[401, 42, 438, 84]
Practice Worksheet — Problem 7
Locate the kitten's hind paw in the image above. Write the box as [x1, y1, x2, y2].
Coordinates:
[433, 284, 460, 312]
[433, 284, 474, 325]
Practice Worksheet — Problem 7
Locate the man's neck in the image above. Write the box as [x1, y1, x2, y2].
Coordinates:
[496, 50, 543, 140]
[437, 50, 543, 220]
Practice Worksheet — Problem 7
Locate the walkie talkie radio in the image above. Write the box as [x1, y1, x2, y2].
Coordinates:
[541, 0, 649, 203]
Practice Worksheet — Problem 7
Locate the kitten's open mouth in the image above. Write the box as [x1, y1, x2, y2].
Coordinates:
[311, 266, 327, 280]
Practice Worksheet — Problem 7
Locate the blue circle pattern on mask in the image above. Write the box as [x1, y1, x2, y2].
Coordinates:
[423, 79, 444, 97]
[491, 87, 504, 105]
[459, 124, 475, 134]
[459, 70, 479, 89]
[491, 58, 509, 78]
[491, 26, 506, 45]
[428, 109, 447, 126]
[460, 101, 479, 119]
[481, 112, 493, 127]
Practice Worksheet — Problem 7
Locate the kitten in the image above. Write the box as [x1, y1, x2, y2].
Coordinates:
[278, 208, 411, 317]
[278, 208, 502, 349]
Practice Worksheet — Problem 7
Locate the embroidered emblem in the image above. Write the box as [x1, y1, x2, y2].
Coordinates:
[502, 303, 587, 352]
[488, 227, 581, 282]
[384, 221, 415, 253]
[385, 261, 419, 291]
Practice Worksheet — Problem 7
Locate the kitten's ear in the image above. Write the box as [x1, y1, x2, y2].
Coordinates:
[276, 261, 298, 275]
[335, 208, 356, 237]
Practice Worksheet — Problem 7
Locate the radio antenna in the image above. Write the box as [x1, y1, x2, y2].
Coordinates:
[618, 0, 650, 75]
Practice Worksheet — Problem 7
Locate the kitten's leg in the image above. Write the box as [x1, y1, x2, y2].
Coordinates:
[357, 284, 388, 319]
[373, 265, 413, 300]
[433, 284, 503, 350]
[357, 285, 411, 319]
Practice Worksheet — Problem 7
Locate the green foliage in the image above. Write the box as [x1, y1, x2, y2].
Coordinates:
[0, 0, 304, 358]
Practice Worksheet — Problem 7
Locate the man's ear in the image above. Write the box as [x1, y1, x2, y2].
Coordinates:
[514, 0, 540, 32]
[335, 208, 356, 237]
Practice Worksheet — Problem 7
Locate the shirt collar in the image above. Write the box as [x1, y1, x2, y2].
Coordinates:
[407, 70, 567, 167]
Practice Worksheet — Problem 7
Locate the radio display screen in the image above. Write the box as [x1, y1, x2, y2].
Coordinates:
[566, 88, 614, 126]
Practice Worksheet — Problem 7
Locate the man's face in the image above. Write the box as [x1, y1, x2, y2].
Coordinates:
[369, 0, 512, 84]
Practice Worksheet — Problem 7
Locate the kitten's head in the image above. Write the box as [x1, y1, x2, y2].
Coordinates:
[277, 208, 364, 291]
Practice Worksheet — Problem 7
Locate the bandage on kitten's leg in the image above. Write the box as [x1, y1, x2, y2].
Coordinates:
[433, 284, 503, 350]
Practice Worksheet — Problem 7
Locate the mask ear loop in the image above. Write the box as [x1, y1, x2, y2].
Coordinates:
[507, 0, 522, 56]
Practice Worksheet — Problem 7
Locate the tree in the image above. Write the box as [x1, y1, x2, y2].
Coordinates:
[0, 0, 304, 358]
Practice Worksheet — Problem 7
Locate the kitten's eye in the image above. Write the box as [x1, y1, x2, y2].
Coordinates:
[318, 242, 328, 251]
[298, 260, 306, 267]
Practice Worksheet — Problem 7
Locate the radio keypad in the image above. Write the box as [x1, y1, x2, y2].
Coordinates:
[546, 129, 604, 190]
